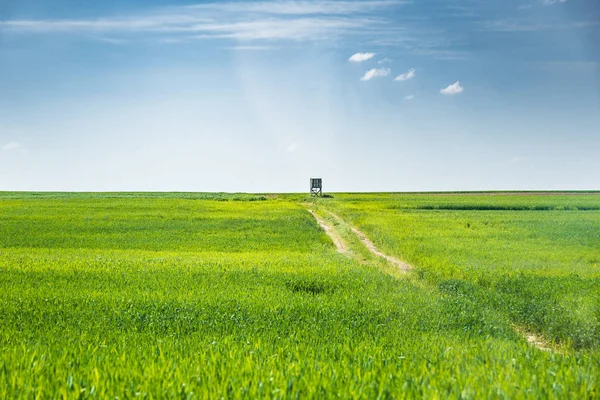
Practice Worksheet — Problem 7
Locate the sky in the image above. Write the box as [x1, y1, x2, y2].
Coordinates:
[0, 0, 599, 192]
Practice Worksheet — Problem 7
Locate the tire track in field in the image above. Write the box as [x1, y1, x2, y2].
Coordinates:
[309, 208, 560, 352]
[308, 209, 411, 272]
[308, 210, 348, 253]
[325, 211, 412, 272]
[309, 208, 558, 352]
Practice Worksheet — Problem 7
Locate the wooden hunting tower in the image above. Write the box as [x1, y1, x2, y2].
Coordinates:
[310, 178, 323, 197]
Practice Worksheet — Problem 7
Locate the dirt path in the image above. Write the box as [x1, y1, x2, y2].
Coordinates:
[308, 210, 347, 253]
[325, 211, 412, 272]
[309, 208, 560, 352]
[308, 208, 411, 271]
[309, 208, 562, 352]
[349, 224, 412, 272]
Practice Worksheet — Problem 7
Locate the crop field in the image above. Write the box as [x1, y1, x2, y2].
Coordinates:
[1, 192, 599, 398]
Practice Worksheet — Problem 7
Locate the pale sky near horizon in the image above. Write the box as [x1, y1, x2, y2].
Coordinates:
[1, 0, 599, 192]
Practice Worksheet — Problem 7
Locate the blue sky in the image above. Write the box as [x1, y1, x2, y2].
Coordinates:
[0, 0, 599, 192]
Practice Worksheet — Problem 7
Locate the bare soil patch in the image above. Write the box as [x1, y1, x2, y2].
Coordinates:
[513, 326, 553, 352]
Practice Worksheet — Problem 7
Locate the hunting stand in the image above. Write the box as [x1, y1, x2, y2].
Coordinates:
[310, 178, 323, 197]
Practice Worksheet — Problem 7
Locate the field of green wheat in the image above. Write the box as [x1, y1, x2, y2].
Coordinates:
[1, 192, 599, 398]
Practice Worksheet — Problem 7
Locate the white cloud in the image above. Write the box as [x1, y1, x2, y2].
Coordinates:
[394, 68, 416, 81]
[440, 81, 464, 95]
[286, 143, 300, 153]
[2, 142, 21, 151]
[349, 52, 375, 62]
[403, 94, 415, 101]
[360, 68, 390, 81]
[377, 57, 391, 64]
[542, 0, 567, 5]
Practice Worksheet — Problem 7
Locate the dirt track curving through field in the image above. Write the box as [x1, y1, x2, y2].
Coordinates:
[309, 208, 560, 352]
[325, 211, 412, 272]
[308, 210, 348, 253]
[348, 224, 412, 272]
[308, 209, 411, 272]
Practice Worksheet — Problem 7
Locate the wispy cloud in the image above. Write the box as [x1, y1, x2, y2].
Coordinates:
[349, 52, 375, 62]
[360, 68, 390, 80]
[485, 19, 599, 32]
[97, 37, 129, 45]
[186, 1, 404, 15]
[377, 57, 391, 64]
[394, 68, 416, 81]
[542, 0, 567, 5]
[2, 142, 22, 151]
[2, 17, 373, 41]
[440, 81, 463, 95]
[0, 1, 468, 60]
[510, 156, 523, 165]
[231, 45, 276, 51]
[533, 61, 599, 72]
[0, 1, 405, 43]
[192, 19, 372, 41]
[403, 94, 415, 101]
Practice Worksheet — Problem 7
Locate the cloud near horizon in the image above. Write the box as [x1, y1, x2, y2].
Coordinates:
[2, 142, 22, 151]
[285, 143, 300, 153]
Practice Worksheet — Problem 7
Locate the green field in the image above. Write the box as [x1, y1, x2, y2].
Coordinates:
[1, 192, 599, 398]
